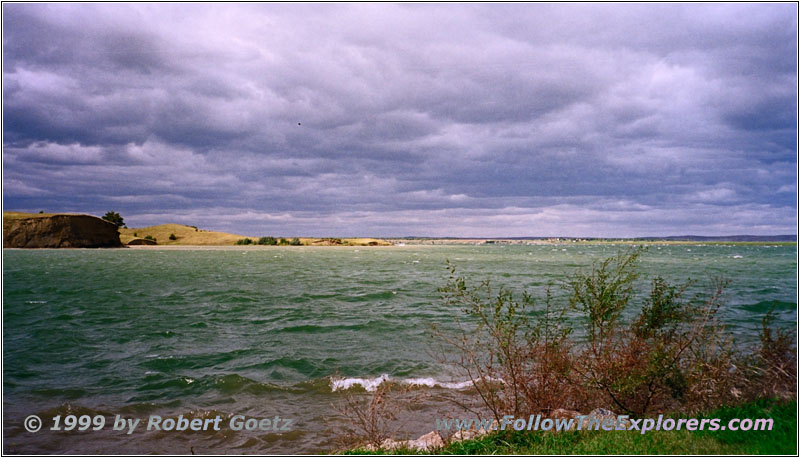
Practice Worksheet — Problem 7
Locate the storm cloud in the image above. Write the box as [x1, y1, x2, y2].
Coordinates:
[3, 3, 796, 236]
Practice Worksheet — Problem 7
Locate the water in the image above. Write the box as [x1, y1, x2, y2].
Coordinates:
[3, 244, 796, 453]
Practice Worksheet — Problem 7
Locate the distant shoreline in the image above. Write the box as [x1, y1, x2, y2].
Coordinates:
[4, 212, 794, 248]
[6, 239, 789, 249]
[385, 238, 797, 246]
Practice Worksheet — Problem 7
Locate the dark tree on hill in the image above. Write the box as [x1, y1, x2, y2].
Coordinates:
[102, 211, 126, 228]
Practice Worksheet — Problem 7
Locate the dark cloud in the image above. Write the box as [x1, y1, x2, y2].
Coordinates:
[2, 3, 796, 236]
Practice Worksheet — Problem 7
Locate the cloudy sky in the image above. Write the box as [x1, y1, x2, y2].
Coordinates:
[3, 3, 797, 237]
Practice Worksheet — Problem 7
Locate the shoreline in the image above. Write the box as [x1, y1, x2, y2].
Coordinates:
[3, 239, 795, 250]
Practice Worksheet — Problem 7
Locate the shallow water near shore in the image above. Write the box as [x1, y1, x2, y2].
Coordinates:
[3, 244, 796, 453]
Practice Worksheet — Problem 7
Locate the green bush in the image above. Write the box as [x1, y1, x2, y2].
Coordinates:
[101, 211, 125, 227]
[169, 233, 177, 240]
[278, 238, 289, 245]
[258, 236, 278, 245]
[144, 235, 156, 242]
[235, 238, 253, 245]
[289, 237, 302, 246]
[436, 248, 796, 420]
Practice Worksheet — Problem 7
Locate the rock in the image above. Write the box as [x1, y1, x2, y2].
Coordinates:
[127, 238, 158, 245]
[589, 408, 615, 418]
[550, 408, 582, 420]
[451, 428, 480, 441]
[575, 408, 630, 431]
[3, 213, 123, 248]
[367, 431, 444, 452]
[406, 431, 444, 451]
[547, 409, 585, 431]
[449, 419, 497, 442]
[379, 438, 406, 450]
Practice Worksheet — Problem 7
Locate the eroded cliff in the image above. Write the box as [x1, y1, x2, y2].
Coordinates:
[3, 213, 123, 248]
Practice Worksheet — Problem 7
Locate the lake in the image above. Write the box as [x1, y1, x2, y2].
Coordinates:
[3, 244, 796, 453]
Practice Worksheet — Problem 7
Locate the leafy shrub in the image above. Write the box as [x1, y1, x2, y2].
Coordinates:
[235, 238, 253, 245]
[278, 238, 289, 245]
[169, 233, 177, 240]
[569, 251, 736, 415]
[334, 383, 400, 449]
[436, 248, 795, 420]
[333, 380, 430, 450]
[258, 236, 278, 245]
[746, 308, 798, 400]
[289, 237, 302, 246]
[144, 235, 156, 242]
[436, 263, 577, 419]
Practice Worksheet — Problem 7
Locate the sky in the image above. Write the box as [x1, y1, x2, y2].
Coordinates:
[3, 3, 797, 237]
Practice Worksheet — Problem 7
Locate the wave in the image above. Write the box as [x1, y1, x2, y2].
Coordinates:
[133, 372, 487, 396]
[273, 320, 398, 334]
[740, 300, 796, 313]
[329, 374, 477, 392]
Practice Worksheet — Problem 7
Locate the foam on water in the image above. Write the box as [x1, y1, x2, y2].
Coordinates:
[330, 374, 390, 391]
[403, 377, 475, 390]
[329, 375, 476, 392]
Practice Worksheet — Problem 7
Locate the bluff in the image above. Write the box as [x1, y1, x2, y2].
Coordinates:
[3, 213, 123, 248]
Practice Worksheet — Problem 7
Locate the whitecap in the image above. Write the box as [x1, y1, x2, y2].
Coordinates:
[403, 377, 474, 390]
[330, 374, 390, 391]
[329, 375, 496, 392]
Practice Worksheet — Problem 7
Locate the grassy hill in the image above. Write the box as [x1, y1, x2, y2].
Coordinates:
[120, 224, 391, 246]
[120, 223, 248, 245]
[4, 212, 391, 246]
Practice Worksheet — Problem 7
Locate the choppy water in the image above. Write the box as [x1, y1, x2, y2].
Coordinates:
[3, 244, 796, 453]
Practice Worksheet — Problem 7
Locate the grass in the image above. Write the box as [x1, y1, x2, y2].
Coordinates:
[344, 399, 796, 455]
[119, 223, 247, 245]
[3, 211, 66, 220]
[120, 224, 392, 246]
[3, 211, 73, 232]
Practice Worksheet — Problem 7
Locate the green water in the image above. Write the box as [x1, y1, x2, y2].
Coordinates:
[3, 244, 796, 453]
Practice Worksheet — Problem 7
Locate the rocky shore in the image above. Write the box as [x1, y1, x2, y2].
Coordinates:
[362, 408, 628, 452]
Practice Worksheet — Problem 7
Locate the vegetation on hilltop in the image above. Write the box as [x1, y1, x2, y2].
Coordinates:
[101, 210, 126, 228]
